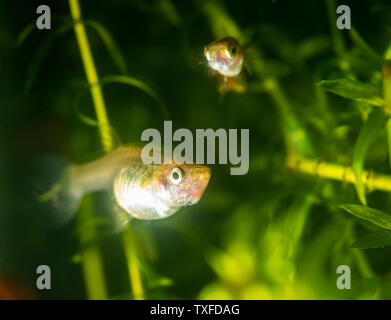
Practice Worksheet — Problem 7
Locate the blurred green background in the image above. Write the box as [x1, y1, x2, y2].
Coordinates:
[1, 0, 391, 299]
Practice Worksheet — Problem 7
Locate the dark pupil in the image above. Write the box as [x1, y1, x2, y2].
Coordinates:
[231, 47, 237, 55]
[172, 171, 180, 180]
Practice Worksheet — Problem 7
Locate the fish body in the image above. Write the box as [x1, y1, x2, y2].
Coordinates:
[43, 147, 211, 223]
[204, 36, 244, 77]
[113, 159, 210, 220]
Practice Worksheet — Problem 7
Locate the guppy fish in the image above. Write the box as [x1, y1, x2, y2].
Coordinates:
[204, 36, 246, 93]
[39, 147, 211, 224]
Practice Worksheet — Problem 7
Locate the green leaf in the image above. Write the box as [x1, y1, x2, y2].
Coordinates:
[16, 16, 72, 48]
[318, 79, 384, 107]
[203, 1, 243, 41]
[101, 75, 169, 118]
[296, 37, 331, 61]
[84, 20, 128, 74]
[350, 230, 391, 249]
[147, 277, 174, 289]
[352, 109, 386, 205]
[15, 23, 36, 47]
[340, 204, 391, 230]
[157, 0, 182, 26]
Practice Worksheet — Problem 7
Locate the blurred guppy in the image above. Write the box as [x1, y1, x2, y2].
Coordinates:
[40, 147, 211, 223]
[204, 36, 246, 92]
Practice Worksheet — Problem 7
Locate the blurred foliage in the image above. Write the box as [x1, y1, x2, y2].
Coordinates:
[2, 0, 391, 300]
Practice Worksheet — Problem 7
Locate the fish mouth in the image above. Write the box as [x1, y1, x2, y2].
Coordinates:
[187, 166, 211, 206]
[187, 198, 199, 206]
[170, 197, 197, 210]
[175, 198, 193, 207]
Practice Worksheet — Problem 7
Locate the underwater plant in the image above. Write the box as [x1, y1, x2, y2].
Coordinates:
[3, 0, 391, 301]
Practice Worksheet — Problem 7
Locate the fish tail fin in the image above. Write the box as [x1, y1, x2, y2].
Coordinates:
[32, 155, 82, 228]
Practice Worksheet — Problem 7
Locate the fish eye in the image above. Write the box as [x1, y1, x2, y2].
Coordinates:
[168, 167, 185, 185]
[227, 44, 238, 58]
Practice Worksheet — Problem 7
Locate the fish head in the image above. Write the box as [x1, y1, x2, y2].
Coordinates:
[155, 163, 211, 208]
[204, 36, 243, 77]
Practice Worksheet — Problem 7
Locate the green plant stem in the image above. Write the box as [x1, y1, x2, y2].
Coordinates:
[69, 0, 113, 152]
[69, 0, 108, 300]
[77, 196, 107, 299]
[382, 61, 391, 167]
[349, 28, 382, 67]
[386, 120, 391, 168]
[122, 223, 145, 300]
[385, 45, 391, 61]
[325, 0, 352, 75]
[68, 0, 144, 300]
[286, 154, 391, 193]
[346, 223, 374, 279]
[264, 78, 313, 156]
[325, 0, 345, 57]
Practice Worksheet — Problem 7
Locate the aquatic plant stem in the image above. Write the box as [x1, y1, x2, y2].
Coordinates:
[122, 223, 145, 300]
[325, 0, 352, 75]
[69, 0, 113, 152]
[77, 196, 108, 299]
[286, 154, 391, 193]
[347, 224, 374, 279]
[264, 78, 313, 156]
[325, 0, 345, 57]
[68, 0, 108, 300]
[68, 0, 144, 300]
[382, 61, 391, 167]
[385, 120, 391, 169]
